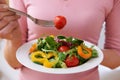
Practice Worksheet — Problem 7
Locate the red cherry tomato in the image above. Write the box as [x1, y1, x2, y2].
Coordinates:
[65, 55, 79, 67]
[58, 46, 69, 52]
[54, 16, 67, 29]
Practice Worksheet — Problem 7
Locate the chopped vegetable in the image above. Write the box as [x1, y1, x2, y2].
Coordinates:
[77, 45, 92, 59]
[58, 46, 70, 52]
[29, 35, 98, 68]
[29, 43, 37, 53]
[65, 55, 79, 67]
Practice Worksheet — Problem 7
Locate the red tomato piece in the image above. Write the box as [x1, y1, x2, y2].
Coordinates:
[58, 46, 70, 52]
[65, 55, 79, 67]
[54, 16, 67, 29]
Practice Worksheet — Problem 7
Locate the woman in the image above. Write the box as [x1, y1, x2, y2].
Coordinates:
[0, 0, 120, 80]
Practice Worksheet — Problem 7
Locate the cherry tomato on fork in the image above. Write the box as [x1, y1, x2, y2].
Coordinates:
[54, 16, 67, 29]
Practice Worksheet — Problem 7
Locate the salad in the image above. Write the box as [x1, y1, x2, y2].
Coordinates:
[29, 35, 98, 68]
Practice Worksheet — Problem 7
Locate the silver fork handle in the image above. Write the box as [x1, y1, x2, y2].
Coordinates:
[8, 7, 36, 22]
[8, 7, 54, 27]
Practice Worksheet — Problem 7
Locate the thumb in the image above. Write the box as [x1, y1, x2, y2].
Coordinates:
[0, 0, 6, 4]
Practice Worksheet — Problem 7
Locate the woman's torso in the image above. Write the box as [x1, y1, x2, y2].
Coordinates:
[13, 0, 114, 80]
[26, 0, 113, 45]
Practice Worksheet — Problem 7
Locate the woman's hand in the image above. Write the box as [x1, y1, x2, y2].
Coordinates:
[101, 49, 120, 69]
[0, 4, 21, 40]
[0, 1, 23, 69]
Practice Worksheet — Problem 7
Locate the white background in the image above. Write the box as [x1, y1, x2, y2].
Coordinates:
[0, 25, 120, 80]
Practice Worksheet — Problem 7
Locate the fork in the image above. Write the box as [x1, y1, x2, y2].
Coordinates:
[8, 8, 54, 27]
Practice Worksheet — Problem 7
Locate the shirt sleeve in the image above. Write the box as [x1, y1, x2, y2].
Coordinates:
[9, 0, 28, 43]
[105, 0, 120, 53]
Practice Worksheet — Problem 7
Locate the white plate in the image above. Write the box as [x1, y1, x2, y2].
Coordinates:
[16, 40, 103, 74]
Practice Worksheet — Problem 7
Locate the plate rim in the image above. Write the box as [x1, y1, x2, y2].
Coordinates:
[16, 39, 104, 74]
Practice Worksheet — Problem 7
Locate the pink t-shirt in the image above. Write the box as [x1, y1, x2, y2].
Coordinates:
[9, 0, 120, 80]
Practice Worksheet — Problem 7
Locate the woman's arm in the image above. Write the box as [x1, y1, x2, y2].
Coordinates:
[2, 0, 28, 69]
[4, 28, 23, 69]
[101, 0, 120, 69]
[0, 0, 23, 69]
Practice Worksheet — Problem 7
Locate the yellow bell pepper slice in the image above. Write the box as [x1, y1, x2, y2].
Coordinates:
[30, 51, 58, 68]
[30, 51, 46, 64]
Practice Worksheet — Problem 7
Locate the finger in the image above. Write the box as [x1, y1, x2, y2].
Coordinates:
[0, 4, 9, 11]
[0, 11, 16, 19]
[0, 0, 6, 4]
[0, 21, 18, 39]
[9, 21, 22, 40]
[0, 11, 15, 20]
[0, 15, 20, 30]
